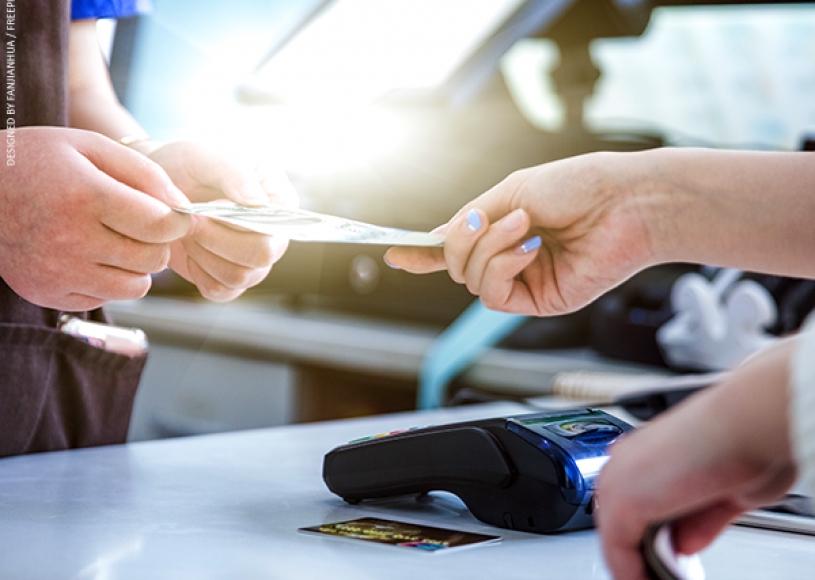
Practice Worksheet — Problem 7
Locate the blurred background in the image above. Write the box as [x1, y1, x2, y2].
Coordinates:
[99, 0, 815, 441]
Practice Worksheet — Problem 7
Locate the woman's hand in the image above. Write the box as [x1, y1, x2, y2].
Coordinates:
[386, 148, 815, 317]
[595, 339, 797, 580]
[386, 152, 658, 316]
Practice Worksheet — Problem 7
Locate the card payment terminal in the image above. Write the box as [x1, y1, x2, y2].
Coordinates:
[323, 408, 633, 533]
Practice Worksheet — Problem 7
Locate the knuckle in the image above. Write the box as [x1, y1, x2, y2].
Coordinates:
[502, 168, 534, 196]
[244, 239, 276, 269]
[503, 169, 526, 189]
[480, 295, 501, 311]
[64, 184, 99, 215]
[510, 166, 535, 182]
[144, 245, 172, 273]
[221, 265, 254, 289]
[134, 152, 168, 181]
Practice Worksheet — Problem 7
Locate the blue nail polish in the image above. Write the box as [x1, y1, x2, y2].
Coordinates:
[383, 256, 401, 270]
[520, 236, 542, 253]
[466, 209, 482, 231]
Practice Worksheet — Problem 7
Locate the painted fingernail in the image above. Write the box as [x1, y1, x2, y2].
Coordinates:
[500, 209, 525, 231]
[465, 209, 482, 231]
[383, 255, 401, 270]
[517, 236, 542, 254]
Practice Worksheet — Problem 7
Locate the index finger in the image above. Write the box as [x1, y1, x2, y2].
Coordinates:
[389, 171, 528, 275]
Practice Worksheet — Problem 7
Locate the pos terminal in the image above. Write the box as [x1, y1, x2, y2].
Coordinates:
[323, 408, 633, 534]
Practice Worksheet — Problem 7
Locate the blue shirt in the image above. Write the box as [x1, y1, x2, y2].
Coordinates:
[71, 0, 152, 20]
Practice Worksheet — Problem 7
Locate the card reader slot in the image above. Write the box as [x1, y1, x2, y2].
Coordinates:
[324, 427, 514, 498]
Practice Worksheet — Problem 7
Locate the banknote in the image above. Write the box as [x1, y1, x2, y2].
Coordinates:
[174, 202, 444, 247]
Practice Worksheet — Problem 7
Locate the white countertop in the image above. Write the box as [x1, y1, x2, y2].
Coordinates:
[1, 402, 813, 579]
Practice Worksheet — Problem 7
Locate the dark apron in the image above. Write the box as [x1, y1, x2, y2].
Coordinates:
[0, 0, 146, 457]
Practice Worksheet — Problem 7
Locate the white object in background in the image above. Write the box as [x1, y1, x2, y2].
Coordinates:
[549, 370, 725, 403]
[96, 19, 117, 63]
[657, 269, 777, 371]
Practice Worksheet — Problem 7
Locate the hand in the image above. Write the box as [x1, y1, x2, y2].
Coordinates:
[0, 127, 190, 311]
[385, 152, 658, 316]
[595, 339, 797, 580]
[145, 141, 297, 301]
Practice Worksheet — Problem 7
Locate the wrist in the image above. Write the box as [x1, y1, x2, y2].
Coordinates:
[627, 147, 718, 267]
[586, 150, 667, 269]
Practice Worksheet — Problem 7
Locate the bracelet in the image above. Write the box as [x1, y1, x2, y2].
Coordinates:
[119, 134, 152, 147]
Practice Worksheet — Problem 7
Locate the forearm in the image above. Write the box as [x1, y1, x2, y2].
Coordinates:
[635, 147, 815, 277]
[69, 85, 145, 140]
[67, 20, 161, 155]
[709, 338, 794, 471]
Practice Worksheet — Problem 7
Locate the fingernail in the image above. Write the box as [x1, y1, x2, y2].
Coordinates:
[516, 236, 542, 254]
[465, 209, 482, 231]
[383, 255, 401, 270]
[500, 209, 525, 231]
[431, 223, 450, 235]
[169, 187, 191, 209]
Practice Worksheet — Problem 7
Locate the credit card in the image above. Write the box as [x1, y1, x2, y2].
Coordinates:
[175, 202, 444, 247]
[299, 517, 500, 552]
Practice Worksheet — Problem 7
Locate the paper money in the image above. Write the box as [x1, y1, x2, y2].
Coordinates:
[174, 202, 444, 247]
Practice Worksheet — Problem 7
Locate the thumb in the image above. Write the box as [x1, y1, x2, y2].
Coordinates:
[384, 246, 446, 274]
[78, 133, 190, 209]
[672, 502, 743, 555]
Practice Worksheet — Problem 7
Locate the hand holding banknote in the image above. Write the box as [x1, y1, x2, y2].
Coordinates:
[383, 153, 653, 316]
[0, 127, 190, 311]
[146, 141, 298, 302]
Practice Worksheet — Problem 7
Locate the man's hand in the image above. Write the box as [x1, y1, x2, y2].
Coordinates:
[0, 127, 190, 311]
[145, 141, 296, 301]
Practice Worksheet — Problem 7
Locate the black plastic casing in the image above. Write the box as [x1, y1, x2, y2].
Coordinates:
[322, 409, 633, 533]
